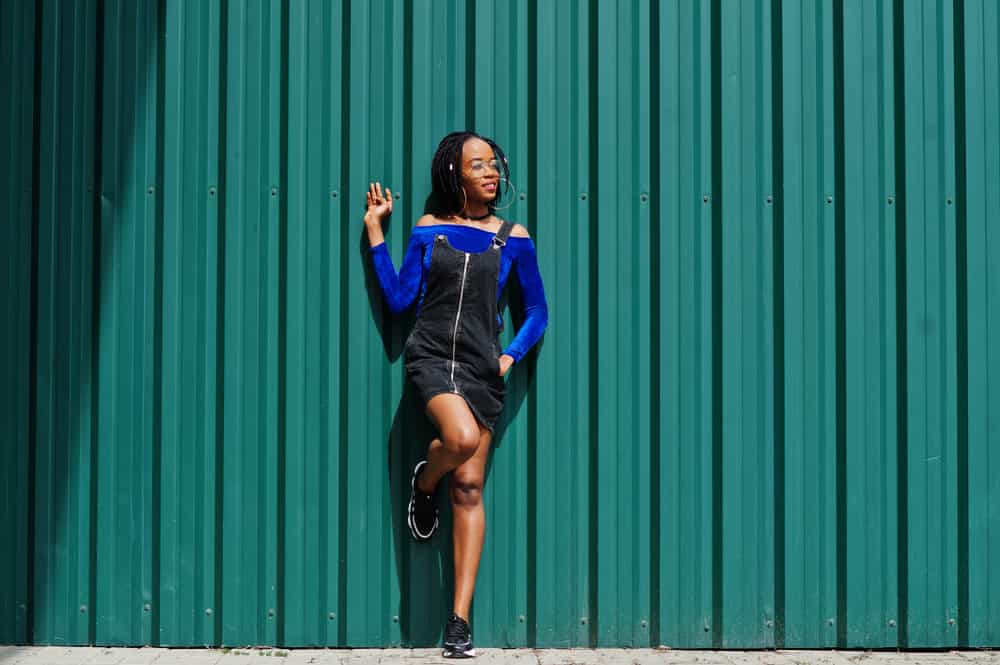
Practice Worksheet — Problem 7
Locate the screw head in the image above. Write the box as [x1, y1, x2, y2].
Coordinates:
[331, 190, 339, 198]
[267, 608, 276, 617]
[519, 193, 526, 200]
[271, 187, 278, 197]
[946, 197, 953, 206]
[205, 608, 213, 616]
[703, 194, 710, 203]
[329, 612, 336, 620]
[948, 617, 956, 625]
[580, 617, 588, 625]
[827, 618, 835, 626]
[518, 615, 526, 623]
[766, 619, 774, 628]
[640, 193, 648, 203]
[580, 193, 587, 200]
[393, 193, 400, 200]
[143, 603, 152, 612]
[392, 615, 399, 623]
[640, 619, 648, 628]
[209, 186, 217, 197]
[888, 196, 895, 205]
[147, 186, 155, 195]
[826, 195, 833, 204]
[888, 619, 897, 627]
[79, 605, 88, 614]
[766, 195, 773, 204]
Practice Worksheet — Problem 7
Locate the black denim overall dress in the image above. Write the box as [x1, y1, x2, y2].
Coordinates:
[404, 221, 514, 432]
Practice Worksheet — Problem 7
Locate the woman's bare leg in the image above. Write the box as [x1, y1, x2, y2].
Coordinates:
[450, 424, 491, 620]
[419, 393, 481, 494]
[419, 394, 493, 619]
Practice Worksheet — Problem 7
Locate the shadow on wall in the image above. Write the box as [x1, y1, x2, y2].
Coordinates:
[0, 0, 37, 644]
[4, 0, 164, 647]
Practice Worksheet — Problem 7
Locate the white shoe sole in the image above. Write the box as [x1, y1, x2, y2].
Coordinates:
[442, 647, 476, 658]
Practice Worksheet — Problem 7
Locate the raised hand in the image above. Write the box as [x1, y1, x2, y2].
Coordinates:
[363, 181, 393, 248]
[365, 181, 393, 223]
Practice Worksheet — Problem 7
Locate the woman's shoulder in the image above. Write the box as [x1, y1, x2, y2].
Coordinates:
[501, 221, 536, 249]
[488, 216, 530, 239]
[407, 216, 445, 242]
[507, 221, 530, 238]
[415, 214, 442, 228]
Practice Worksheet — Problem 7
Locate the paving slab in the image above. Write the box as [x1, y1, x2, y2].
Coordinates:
[951, 653, 999, 663]
[724, 652, 801, 665]
[282, 649, 344, 664]
[772, 650, 856, 665]
[901, 656, 989, 665]
[472, 650, 539, 665]
[116, 647, 172, 665]
[630, 649, 735, 664]
[154, 648, 226, 665]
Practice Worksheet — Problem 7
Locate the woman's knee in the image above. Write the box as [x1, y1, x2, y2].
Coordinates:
[441, 424, 480, 460]
[450, 471, 484, 507]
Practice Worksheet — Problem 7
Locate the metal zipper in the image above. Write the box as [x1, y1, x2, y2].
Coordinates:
[450, 252, 471, 392]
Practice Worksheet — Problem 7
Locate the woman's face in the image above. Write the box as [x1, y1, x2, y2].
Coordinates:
[460, 137, 501, 206]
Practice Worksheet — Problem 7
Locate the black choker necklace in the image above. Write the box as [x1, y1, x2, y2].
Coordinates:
[463, 210, 491, 221]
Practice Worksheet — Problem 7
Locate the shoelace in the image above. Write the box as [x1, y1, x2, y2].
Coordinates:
[446, 616, 469, 642]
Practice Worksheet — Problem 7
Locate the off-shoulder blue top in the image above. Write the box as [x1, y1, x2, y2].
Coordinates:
[369, 224, 548, 364]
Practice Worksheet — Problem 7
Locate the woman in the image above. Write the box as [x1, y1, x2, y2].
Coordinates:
[364, 131, 548, 657]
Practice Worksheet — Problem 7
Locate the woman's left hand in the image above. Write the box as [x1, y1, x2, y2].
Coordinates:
[499, 354, 515, 377]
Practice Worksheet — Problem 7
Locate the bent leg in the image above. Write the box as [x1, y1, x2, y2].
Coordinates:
[418, 393, 481, 494]
[450, 424, 492, 621]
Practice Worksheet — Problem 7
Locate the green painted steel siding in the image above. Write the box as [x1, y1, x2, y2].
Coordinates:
[965, 0, 1000, 647]
[1, 0, 998, 650]
[842, 0, 900, 648]
[0, 0, 36, 646]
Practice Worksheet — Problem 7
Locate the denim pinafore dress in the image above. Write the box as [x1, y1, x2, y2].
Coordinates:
[403, 221, 514, 432]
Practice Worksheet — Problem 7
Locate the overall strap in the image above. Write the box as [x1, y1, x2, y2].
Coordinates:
[492, 220, 514, 247]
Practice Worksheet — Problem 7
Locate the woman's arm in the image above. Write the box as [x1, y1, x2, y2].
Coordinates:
[365, 181, 423, 314]
[501, 237, 548, 363]
[369, 234, 424, 314]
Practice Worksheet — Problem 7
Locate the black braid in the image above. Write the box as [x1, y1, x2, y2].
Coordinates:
[429, 131, 511, 217]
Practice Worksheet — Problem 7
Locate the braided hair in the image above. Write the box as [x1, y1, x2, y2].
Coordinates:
[428, 131, 511, 217]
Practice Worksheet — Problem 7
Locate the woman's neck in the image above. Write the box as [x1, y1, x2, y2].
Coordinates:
[461, 202, 490, 219]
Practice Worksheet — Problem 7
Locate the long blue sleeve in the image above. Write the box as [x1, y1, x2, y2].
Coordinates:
[369, 235, 424, 314]
[501, 239, 548, 363]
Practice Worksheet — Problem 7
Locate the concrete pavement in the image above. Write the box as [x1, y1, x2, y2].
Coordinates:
[0, 647, 997, 665]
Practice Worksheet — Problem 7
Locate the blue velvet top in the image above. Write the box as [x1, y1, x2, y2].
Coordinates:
[369, 224, 548, 363]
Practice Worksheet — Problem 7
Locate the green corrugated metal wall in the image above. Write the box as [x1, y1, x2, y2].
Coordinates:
[1, 0, 998, 650]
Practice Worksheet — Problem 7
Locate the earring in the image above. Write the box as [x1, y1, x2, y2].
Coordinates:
[491, 177, 517, 212]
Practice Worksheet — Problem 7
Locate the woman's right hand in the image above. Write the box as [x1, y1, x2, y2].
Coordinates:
[365, 181, 393, 226]
[363, 182, 393, 247]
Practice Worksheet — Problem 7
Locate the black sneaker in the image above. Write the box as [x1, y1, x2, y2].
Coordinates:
[408, 460, 439, 541]
[442, 613, 475, 658]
